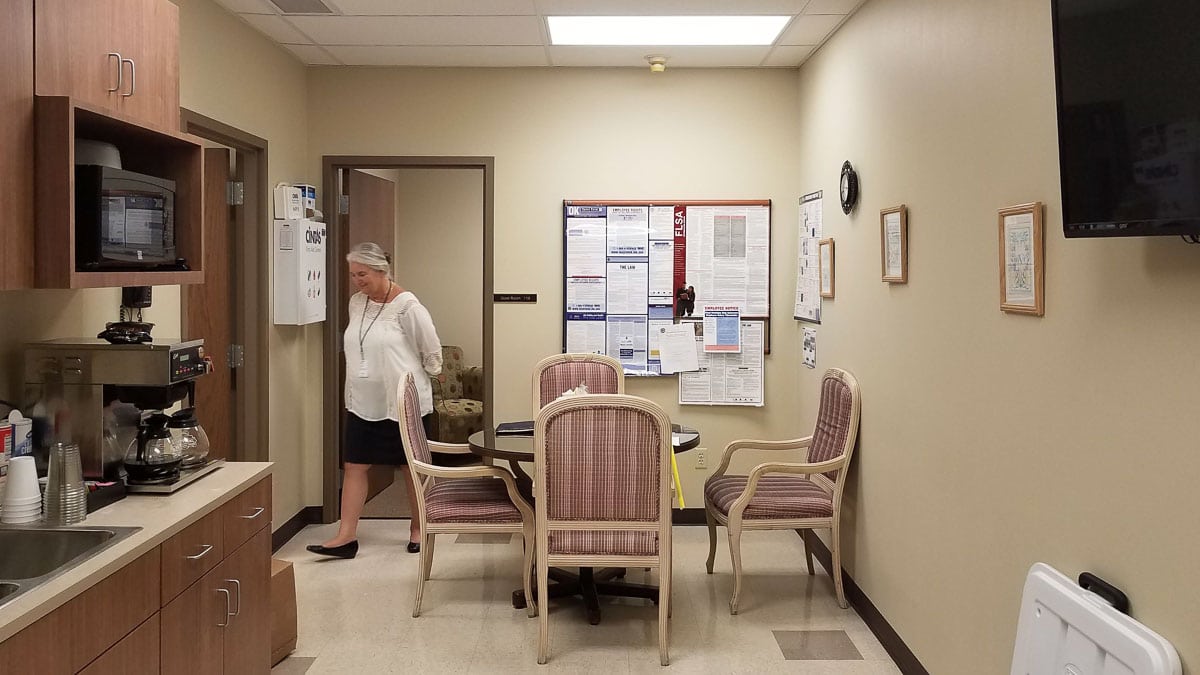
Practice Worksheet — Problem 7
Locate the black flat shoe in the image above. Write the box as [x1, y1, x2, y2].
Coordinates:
[406, 541, 420, 554]
[307, 541, 358, 559]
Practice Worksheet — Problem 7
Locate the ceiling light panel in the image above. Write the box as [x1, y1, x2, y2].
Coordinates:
[536, 0, 811, 15]
[547, 16, 790, 46]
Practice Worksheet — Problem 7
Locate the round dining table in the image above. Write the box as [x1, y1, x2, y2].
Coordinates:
[467, 423, 700, 625]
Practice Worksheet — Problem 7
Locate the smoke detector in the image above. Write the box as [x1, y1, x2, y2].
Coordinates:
[645, 55, 668, 73]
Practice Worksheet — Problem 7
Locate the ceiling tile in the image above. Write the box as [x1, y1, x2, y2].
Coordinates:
[324, 45, 549, 66]
[212, 0, 278, 13]
[761, 45, 812, 66]
[324, 0, 536, 15]
[288, 15, 543, 45]
[282, 43, 342, 65]
[803, 0, 862, 13]
[548, 45, 775, 68]
[535, 0, 812, 15]
[777, 13, 842, 45]
[242, 14, 313, 43]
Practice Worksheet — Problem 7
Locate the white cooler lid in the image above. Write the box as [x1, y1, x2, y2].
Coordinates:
[1011, 563, 1181, 675]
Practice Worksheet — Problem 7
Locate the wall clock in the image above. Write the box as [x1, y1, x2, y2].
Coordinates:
[839, 161, 859, 214]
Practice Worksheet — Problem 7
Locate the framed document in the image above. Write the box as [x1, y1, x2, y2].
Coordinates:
[880, 205, 908, 283]
[819, 238, 835, 298]
[998, 202, 1044, 316]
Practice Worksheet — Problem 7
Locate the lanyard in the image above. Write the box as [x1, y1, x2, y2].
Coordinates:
[357, 282, 393, 352]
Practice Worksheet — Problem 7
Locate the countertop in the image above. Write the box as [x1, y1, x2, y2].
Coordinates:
[0, 461, 273, 642]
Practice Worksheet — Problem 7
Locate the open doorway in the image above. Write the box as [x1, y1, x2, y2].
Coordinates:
[320, 157, 494, 524]
[179, 110, 270, 464]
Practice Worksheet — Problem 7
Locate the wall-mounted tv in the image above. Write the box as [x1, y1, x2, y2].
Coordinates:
[1051, 0, 1200, 237]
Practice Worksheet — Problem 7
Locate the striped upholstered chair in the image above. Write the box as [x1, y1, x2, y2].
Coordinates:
[535, 394, 673, 666]
[531, 353, 624, 411]
[397, 373, 536, 619]
[703, 368, 861, 613]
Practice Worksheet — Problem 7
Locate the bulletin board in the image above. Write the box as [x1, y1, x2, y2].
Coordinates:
[562, 200, 771, 376]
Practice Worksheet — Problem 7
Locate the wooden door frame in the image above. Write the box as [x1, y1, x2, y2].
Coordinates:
[321, 156, 494, 523]
[180, 109, 269, 463]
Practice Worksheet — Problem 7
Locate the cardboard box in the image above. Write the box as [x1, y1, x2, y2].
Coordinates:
[271, 558, 297, 666]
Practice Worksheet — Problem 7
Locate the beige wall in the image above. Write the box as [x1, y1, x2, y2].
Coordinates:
[394, 168, 484, 366]
[174, 0, 319, 527]
[308, 67, 807, 501]
[794, 0, 1200, 671]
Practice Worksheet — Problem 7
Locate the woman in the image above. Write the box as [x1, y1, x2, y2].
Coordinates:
[307, 242, 443, 559]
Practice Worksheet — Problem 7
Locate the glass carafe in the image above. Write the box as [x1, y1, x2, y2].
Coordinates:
[168, 407, 210, 468]
[124, 413, 181, 483]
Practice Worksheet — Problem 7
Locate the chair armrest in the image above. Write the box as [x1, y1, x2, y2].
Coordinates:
[725, 456, 847, 521]
[711, 436, 814, 479]
[428, 440, 472, 455]
[463, 366, 484, 401]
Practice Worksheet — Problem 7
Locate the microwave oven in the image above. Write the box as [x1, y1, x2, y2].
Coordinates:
[75, 166, 180, 271]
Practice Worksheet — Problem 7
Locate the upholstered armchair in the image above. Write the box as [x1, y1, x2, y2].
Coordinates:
[703, 368, 861, 613]
[429, 345, 484, 443]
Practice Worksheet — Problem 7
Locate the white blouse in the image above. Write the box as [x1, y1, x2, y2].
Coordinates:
[343, 290, 443, 421]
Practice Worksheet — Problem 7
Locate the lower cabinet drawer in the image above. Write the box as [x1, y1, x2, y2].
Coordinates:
[221, 477, 271, 553]
[79, 613, 160, 675]
[161, 509, 224, 605]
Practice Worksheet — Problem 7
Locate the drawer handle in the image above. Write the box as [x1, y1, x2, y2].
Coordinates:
[216, 588, 231, 627]
[225, 578, 242, 617]
[186, 544, 214, 561]
[106, 52, 122, 92]
[240, 507, 265, 520]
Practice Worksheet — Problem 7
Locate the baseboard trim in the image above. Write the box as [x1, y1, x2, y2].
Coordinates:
[672, 507, 707, 525]
[798, 531, 929, 675]
[273, 506, 322, 552]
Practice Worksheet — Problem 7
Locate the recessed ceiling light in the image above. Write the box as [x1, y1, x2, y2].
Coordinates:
[547, 16, 790, 46]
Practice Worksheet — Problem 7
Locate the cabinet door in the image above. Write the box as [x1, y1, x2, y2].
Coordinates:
[34, 0, 123, 115]
[79, 613, 159, 675]
[160, 571, 224, 675]
[117, 0, 179, 130]
[221, 528, 271, 674]
[0, 0, 34, 289]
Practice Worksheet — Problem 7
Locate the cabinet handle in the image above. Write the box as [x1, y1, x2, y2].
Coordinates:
[186, 544, 214, 560]
[225, 578, 242, 617]
[240, 507, 265, 520]
[121, 58, 136, 97]
[106, 53, 122, 92]
[215, 588, 231, 627]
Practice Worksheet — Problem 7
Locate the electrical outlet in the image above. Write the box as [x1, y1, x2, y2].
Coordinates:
[694, 448, 707, 469]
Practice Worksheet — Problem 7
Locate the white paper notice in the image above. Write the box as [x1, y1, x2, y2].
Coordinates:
[606, 262, 648, 315]
[606, 206, 649, 257]
[803, 327, 817, 369]
[657, 324, 701, 374]
[686, 206, 770, 317]
[680, 321, 764, 406]
[566, 217, 606, 277]
[566, 320, 605, 354]
[648, 240, 674, 299]
[566, 277, 606, 313]
[606, 316, 648, 372]
[702, 305, 741, 353]
[794, 191, 823, 323]
[649, 206, 675, 240]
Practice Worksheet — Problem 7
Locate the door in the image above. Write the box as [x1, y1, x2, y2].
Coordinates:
[341, 170, 398, 501]
[220, 529, 270, 674]
[160, 573, 224, 675]
[185, 147, 235, 460]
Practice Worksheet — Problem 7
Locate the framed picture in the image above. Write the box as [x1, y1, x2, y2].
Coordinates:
[880, 205, 908, 283]
[998, 202, 1045, 315]
[819, 238, 835, 298]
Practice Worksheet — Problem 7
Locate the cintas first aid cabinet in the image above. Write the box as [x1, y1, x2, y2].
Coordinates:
[273, 219, 326, 325]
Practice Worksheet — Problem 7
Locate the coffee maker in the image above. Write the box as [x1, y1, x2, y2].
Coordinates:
[23, 338, 209, 485]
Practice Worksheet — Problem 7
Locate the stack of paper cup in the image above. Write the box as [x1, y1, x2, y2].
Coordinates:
[2, 456, 42, 524]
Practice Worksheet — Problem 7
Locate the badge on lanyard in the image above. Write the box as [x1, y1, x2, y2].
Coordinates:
[357, 359, 369, 378]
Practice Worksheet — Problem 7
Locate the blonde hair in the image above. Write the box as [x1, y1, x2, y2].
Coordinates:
[346, 242, 392, 277]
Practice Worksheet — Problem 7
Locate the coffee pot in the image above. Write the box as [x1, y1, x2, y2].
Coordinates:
[123, 412, 181, 483]
[168, 407, 210, 468]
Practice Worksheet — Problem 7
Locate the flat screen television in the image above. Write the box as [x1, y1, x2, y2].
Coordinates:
[1051, 0, 1200, 238]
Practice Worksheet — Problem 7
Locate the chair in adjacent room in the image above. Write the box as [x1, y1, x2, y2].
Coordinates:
[531, 352, 624, 412]
[429, 345, 484, 443]
[397, 373, 535, 619]
[703, 367, 861, 613]
[534, 394, 673, 665]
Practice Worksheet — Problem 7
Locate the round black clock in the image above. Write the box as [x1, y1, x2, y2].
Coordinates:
[839, 161, 859, 214]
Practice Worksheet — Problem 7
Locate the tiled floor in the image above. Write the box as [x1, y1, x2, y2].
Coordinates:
[273, 521, 900, 674]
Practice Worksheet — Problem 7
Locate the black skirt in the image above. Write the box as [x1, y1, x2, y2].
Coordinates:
[343, 412, 431, 466]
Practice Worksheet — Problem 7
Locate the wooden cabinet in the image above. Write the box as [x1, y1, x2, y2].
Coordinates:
[79, 614, 160, 675]
[160, 564, 224, 675]
[0, 0, 35, 289]
[161, 510, 224, 605]
[220, 478, 272, 554]
[35, 0, 180, 131]
[219, 530, 271, 674]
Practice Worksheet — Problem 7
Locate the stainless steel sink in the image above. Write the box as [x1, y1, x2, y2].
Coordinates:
[0, 525, 141, 608]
